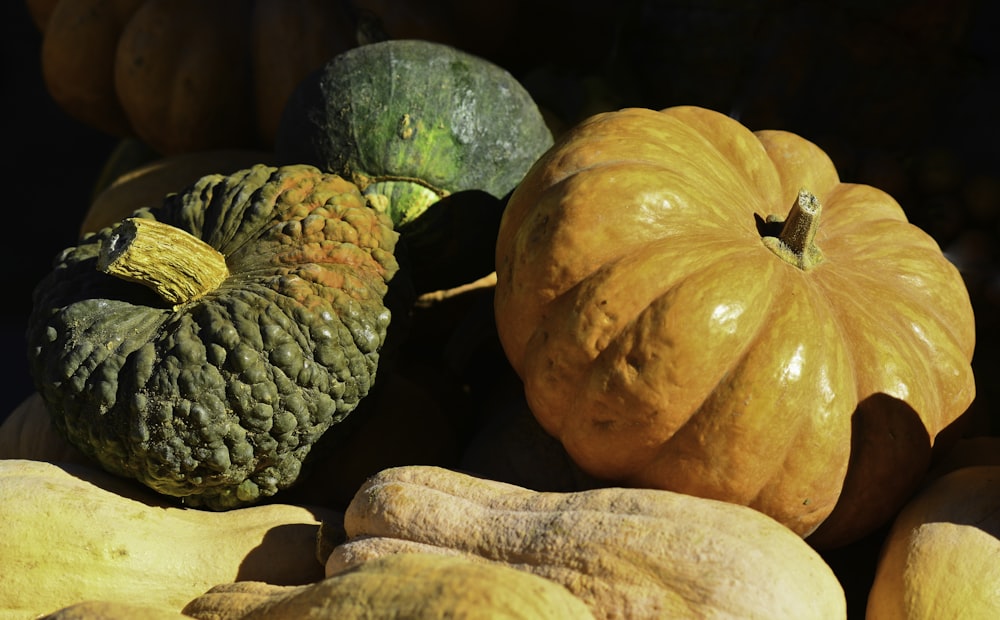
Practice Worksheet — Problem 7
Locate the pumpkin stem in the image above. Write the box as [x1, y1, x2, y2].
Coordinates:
[97, 217, 229, 306]
[762, 189, 825, 270]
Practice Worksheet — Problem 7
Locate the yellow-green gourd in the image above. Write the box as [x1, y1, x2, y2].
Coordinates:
[0, 459, 341, 618]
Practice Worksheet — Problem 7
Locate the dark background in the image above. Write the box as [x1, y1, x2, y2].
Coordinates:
[3, 1, 119, 417]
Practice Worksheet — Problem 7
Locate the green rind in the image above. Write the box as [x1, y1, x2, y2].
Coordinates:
[27, 164, 400, 510]
[363, 179, 445, 229]
[276, 39, 554, 229]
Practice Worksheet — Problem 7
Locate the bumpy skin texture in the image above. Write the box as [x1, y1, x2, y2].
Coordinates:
[327, 465, 848, 620]
[276, 38, 552, 294]
[27, 164, 399, 509]
[494, 106, 977, 546]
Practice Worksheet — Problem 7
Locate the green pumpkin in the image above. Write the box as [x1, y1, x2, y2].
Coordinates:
[276, 39, 553, 292]
[27, 164, 400, 510]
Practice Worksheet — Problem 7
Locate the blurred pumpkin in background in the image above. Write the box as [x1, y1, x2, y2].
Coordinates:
[27, 0, 356, 154]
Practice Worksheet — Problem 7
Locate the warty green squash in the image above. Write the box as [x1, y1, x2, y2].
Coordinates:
[26, 164, 400, 509]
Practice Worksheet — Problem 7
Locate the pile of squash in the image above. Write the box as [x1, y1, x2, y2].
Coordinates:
[5, 2, 999, 618]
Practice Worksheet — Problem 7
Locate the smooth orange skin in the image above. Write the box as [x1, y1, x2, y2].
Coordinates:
[494, 106, 976, 544]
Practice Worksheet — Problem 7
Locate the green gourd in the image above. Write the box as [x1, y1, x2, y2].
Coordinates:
[276, 39, 553, 293]
[27, 164, 400, 509]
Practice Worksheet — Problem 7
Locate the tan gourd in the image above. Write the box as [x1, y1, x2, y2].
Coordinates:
[182, 553, 595, 619]
[326, 465, 847, 619]
[867, 465, 1000, 619]
[0, 392, 89, 464]
[0, 459, 341, 618]
[81, 148, 275, 236]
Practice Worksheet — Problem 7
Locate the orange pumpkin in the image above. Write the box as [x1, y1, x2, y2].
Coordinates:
[494, 105, 976, 547]
[29, 0, 356, 153]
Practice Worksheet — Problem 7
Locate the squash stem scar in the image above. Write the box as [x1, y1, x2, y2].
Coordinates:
[97, 217, 229, 306]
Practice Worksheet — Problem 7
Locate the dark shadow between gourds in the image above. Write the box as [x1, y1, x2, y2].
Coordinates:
[807, 392, 971, 550]
[238, 518, 336, 585]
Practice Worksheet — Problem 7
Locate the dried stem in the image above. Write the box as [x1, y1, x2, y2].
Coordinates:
[762, 189, 825, 271]
[97, 218, 229, 305]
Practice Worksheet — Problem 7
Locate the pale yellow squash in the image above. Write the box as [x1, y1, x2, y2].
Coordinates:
[0, 459, 341, 618]
[183, 553, 595, 619]
[867, 465, 1000, 619]
[80, 148, 275, 236]
[37, 600, 191, 619]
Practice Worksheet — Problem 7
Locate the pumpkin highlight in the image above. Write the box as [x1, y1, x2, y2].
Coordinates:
[494, 105, 976, 546]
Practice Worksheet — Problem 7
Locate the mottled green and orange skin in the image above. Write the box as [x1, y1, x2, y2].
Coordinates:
[275, 40, 552, 294]
[27, 164, 399, 509]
